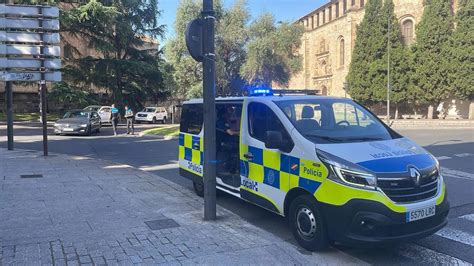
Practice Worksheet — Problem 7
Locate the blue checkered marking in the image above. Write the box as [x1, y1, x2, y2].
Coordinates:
[299, 177, 321, 194]
[248, 146, 263, 165]
[192, 136, 201, 150]
[263, 167, 280, 189]
[178, 133, 184, 146]
[240, 160, 249, 177]
[280, 154, 300, 175]
[184, 147, 192, 161]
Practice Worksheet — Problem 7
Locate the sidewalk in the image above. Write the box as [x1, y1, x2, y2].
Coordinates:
[0, 148, 362, 265]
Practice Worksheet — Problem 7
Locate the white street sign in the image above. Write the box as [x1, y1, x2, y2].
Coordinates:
[0, 31, 60, 44]
[0, 44, 60, 56]
[0, 18, 59, 31]
[0, 58, 61, 69]
[1, 72, 61, 81]
[0, 4, 59, 18]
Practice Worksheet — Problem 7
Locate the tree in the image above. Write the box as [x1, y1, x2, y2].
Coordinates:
[240, 13, 304, 87]
[412, 0, 454, 117]
[60, 0, 166, 110]
[379, 0, 411, 117]
[450, 0, 474, 100]
[346, 0, 385, 105]
[166, 0, 249, 98]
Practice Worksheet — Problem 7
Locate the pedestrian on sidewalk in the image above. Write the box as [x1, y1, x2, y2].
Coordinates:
[125, 105, 135, 135]
[111, 104, 119, 136]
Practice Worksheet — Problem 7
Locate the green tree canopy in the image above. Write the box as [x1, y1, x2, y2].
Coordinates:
[346, 0, 385, 105]
[165, 0, 249, 98]
[240, 13, 304, 87]
[412, 0, 454, 107]
[60, 0, 166, 110]
[450, 0, 474, 100]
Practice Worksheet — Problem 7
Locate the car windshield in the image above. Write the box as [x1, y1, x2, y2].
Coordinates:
[63, 111, 90, 119]
[275, 98, 399, 144]
[143, 108, 156, 112]
[84, 106, 99, 112]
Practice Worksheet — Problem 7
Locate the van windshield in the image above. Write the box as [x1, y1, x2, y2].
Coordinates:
[275, 99, 399, 144]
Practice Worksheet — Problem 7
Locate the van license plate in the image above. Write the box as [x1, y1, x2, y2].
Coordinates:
[407, 206, 435, 222]
[63, 128, 74, 132]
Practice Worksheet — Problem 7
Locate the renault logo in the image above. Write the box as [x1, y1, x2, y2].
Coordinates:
[409, 167, 421, 187]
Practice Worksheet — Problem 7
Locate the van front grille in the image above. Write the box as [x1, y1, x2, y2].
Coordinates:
[378, 170, 439, 203]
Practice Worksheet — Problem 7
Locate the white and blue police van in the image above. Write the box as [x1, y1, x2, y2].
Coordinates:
[178, 89, 449, 251]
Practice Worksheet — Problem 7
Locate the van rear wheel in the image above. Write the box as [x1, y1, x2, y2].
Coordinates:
[193, 181, 204, 197]
[289, 195, 329, 251]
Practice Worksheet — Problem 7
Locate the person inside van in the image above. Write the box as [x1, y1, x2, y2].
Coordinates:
[216, 106, 240, 175]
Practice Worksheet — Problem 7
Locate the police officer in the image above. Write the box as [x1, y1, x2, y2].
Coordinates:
[124, 105, 134, 135]
[111, 104, 119, 136]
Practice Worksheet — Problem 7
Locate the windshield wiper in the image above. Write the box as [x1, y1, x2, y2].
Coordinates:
[305, 134, 343, 143]
[345, 137, 384, 142]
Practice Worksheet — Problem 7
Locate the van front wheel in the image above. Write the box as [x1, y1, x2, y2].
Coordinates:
[289, 195, 329, 251]
[193, 181, 204, 197]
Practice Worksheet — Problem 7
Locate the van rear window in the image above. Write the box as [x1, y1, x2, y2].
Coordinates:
[180, 104, 203, 135]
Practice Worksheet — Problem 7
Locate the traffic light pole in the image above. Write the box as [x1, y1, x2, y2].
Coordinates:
[202, 0, 216, 221]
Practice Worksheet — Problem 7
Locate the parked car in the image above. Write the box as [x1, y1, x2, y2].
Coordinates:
[84, 105, 121, 125]
[54, 110, 101, 136]
[135, 107, 168, 124]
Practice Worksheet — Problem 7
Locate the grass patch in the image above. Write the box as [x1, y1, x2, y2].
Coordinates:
[0, 113, 59, 122]
[142, 125, 180, 137]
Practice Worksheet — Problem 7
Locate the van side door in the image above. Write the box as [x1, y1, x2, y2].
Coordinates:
[240, 100, 294, 215]
[178, 104, 204, 181]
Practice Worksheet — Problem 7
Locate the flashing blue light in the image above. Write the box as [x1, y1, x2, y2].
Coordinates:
[247, 85, 274, 96]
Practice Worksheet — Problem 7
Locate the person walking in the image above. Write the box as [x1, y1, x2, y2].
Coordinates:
[111, 104, 119, 136]
[125, 105, 135, 135]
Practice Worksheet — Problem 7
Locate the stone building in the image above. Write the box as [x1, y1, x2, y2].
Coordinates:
[287, 0, 456, 97]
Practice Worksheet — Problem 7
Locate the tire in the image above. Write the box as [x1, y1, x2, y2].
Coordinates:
[97, 123, 101, 133]
[193, 181, 204, 197]
[289, 195, 329, 251]
[152, 117, 157, 124]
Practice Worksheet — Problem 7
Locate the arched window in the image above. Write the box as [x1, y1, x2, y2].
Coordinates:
[401, 19, 414, 45]
[339, 38, 345, 66]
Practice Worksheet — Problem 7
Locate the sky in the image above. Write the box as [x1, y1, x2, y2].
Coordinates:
[158, 0, 327, 43]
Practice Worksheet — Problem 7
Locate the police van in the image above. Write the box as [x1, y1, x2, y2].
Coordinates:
[178, 91, 449, 251]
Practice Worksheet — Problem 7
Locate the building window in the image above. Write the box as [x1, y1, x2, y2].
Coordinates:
[336, 3, 340, 18]
[323, 10, 326, 23]
[311, 16, 314, 29]
[351, 0, 355, 6]
[401, 19, 414, 45]
[360, 0, 365, 7]
[328, 7, 332, 21]
[343, 0, 347, 13]
[317, 13, 320, 27]
[339, 38, 345, 66]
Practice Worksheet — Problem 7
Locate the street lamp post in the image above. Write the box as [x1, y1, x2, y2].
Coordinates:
[202, 0, 217, 221]
[386, 11, 391, 125]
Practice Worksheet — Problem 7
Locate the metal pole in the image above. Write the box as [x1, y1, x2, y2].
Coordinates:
[5, 81, 14, 150]
[386, 12, 391, 125]
[202, 0, 216, 221]
[38, 5, 48, 156]
[5, 0, 14, 150]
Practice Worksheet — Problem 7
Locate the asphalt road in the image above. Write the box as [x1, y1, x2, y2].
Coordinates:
[1, 122, 473, 264]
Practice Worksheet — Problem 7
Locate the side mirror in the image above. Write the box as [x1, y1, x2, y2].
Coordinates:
[265, 131, 290, 152]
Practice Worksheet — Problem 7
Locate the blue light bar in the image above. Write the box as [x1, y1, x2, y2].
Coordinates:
[248, 84, 274, 96]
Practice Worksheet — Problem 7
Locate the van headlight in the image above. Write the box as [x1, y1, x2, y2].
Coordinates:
[317, 149, 377, 190]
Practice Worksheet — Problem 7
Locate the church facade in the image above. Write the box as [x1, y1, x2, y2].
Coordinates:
[287, 0, 456, 97]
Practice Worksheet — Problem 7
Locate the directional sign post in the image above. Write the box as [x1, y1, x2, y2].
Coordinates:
[1, 3, 61, 155]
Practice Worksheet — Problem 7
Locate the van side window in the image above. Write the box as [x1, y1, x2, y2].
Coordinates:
[248, 102, 290, 143]
[180, 104, 203, 134]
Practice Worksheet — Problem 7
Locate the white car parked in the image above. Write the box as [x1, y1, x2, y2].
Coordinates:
[84, 105, 121, 125]
[135, 107, 168, 124]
